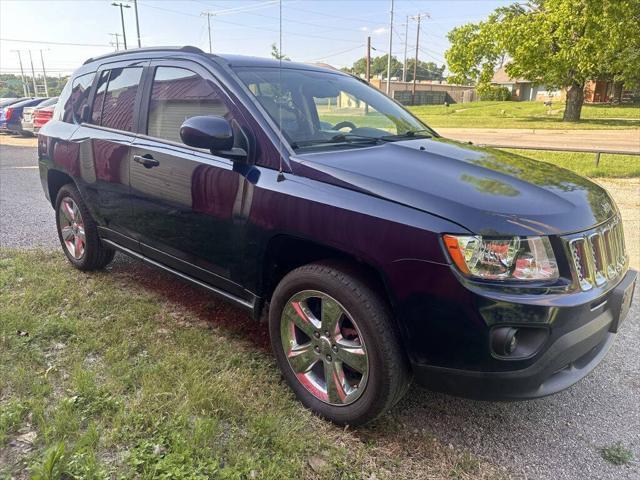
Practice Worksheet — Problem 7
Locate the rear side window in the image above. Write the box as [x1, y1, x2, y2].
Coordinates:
[55, 72, 95, 124]
[147, 66, 229, 143]
[92, 67, 143, 132]
[91, 71, 110, 125]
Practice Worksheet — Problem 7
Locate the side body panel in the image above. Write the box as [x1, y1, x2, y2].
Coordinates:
[128, 59, 258, 299]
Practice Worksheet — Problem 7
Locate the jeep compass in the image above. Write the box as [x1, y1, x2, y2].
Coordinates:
[37, 46, 636, 425]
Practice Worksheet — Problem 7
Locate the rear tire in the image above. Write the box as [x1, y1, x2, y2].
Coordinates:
[55, 184, 115, 271]
[269, 260, 411, 425]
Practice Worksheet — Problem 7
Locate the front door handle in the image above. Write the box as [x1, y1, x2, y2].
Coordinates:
[133, 154, 159, 169]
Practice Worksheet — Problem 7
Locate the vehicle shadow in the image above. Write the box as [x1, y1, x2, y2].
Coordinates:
[107, 253, 271, 352]
[106, 253, 639, 480]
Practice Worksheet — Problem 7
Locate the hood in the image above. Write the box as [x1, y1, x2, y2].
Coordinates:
[291, 138, 615, 236]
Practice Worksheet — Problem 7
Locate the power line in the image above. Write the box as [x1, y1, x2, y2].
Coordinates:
[1, 38, 110, 47]
[212, 4, 385, 35]
[0, 68, 72, 73]
[303, 44, 365, 63]
[284, 4, 395, 25]
[203, 0, 279, 17]
[418, 46, 446, 64]
[138, 1, 363, 45]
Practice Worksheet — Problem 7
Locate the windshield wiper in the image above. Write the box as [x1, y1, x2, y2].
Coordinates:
[380, 129, 433, 141]
[291, 133, 381, 150]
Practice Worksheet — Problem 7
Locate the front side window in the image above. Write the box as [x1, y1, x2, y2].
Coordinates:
[100, 67, 143, 131]
[147, 66, 229, 144]
[235, 67, 431, 151]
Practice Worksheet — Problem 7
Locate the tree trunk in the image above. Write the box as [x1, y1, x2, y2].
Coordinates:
[613, 81, 624, 103]
[563, 82, 585, 122]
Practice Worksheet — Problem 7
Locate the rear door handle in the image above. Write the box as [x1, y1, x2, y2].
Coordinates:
[133, 154, 159, 168]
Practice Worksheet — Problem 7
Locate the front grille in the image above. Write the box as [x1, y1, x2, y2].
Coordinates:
[567, 216, 627, 291]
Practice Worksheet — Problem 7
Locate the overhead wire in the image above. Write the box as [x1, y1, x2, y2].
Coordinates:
[138, 1, 363, 44]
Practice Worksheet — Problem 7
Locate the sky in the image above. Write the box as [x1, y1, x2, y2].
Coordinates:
[0, 0, 513, 78]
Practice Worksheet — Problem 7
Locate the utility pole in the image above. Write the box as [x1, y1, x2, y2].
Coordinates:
[28, 50, 38, 97]
[39, 50, 49, 96]
[202, 11, 215, 53]
[132, 0, 142, 47]
[366, 36, 371, 83]
[109, 33, 121, 51]
[111, 2, 131, 50]
[385, 0, 394, 95]
[12, 50, 29, 97]
[410, 13, 430, 105]
[402, 15, 409, 83]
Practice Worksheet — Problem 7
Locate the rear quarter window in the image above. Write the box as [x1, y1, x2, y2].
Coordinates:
[55, 72, 96, 124]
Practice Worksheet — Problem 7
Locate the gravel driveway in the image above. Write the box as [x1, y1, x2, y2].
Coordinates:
[1, 137, 638, 480]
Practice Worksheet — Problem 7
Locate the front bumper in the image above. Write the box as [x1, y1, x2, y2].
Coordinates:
[412, 269, 637, 400]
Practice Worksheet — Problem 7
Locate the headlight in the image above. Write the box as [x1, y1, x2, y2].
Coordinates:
[443, 235, 559, 281]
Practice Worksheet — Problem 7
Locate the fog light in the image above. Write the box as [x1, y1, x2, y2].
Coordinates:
[492, 327, 518, 356]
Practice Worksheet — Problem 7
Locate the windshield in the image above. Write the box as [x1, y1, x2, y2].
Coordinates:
[234, 67, 432, 151]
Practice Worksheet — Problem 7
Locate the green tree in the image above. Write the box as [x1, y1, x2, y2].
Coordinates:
[0, 74, 68, 98]
[445, 0, 640, 121]
[270, 43, 290, 61]
[349, 54, 403, 79]
[404, 60, 446, 82]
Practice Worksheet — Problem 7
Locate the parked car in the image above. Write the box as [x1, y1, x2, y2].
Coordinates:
[1, 97, 48, 134]
[0, 97, 20, 107]
[0, 98, 30, 132]
[38, 47, 636, 425]
[32, 105, 57, 133]
[22, 97, 58, 135]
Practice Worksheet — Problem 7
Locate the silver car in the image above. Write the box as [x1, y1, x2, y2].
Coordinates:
[22, 97, 58, 135]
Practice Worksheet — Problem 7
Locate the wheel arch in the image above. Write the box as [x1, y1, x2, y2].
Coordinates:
[47, 169, 76, 207]
[258, 234, 396, 321]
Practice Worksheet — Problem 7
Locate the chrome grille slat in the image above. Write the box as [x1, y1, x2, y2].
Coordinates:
[566, 216, 627, 291]
[587, 232, 607, 286]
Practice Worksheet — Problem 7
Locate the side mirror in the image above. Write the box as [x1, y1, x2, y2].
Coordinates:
[180, 116, 234, 152]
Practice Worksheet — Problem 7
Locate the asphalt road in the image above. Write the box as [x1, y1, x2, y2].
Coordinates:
[1, 138, 638, 479]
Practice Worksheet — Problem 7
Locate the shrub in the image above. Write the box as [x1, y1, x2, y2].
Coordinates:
[479, 85, 512, 101]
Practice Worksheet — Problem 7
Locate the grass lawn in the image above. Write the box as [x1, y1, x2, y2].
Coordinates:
[502, 150, 640, 178]
[0, 250, 505, 480]
[408, 101, 640, 129]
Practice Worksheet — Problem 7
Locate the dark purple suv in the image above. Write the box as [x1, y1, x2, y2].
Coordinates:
[38, 47, 636, 425]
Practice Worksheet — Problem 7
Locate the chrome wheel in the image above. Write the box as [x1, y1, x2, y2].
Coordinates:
[281, 290, 369, 406]
[58, 197, 86, 260]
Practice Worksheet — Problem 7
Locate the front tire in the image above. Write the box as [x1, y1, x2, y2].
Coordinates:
[269, 261, 410, 425]
[55, 184, 114, 271]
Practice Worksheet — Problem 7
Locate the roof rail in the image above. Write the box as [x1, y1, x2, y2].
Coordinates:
[83, 45, 205, 65]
